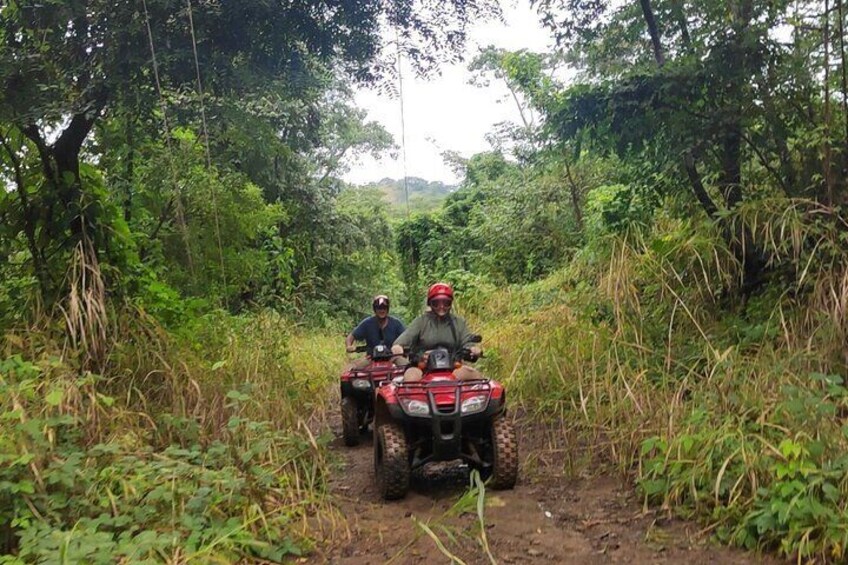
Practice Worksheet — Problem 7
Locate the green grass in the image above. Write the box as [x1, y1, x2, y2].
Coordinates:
[0, 309, 345, 563]
[3, 196, 846, 562]
[469, 200, 848, 562]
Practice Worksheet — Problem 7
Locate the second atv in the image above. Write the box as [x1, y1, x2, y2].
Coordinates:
[340, 344, 404, 446]
[372, 337, 518, 499]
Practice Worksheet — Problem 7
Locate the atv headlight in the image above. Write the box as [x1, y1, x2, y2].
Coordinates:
[400, 398, 430, 416]
[352, 379, 371, 390]
[461, 395, 488, 414]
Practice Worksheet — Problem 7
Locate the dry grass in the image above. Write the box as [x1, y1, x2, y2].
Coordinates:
[0, 304, 348, 560]
[471, 199, 848, 560]
[59, 239, 111, 373]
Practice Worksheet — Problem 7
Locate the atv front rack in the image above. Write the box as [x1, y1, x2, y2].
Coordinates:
[350, 367, 405, 376]
[394, 379, 493, 465]
[393, 378, 491, 395]
[349, 366, 405, 386]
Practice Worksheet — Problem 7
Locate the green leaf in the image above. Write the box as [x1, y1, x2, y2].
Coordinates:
[45, 388, 63, 406]
[640, 436, 665, 456]
[639, 479, 668, 496]
[821, 483, 840, 503]
[778, 439, 801, 459]
[226, 390, 249, 402]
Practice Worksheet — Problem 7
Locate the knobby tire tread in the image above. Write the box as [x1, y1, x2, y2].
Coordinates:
[341, 396, 360, 447]
[375, 422, 409, 500]
[489, 415, 518, 490]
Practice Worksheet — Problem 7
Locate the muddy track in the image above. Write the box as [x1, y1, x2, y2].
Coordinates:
[318, 410, 776, 564]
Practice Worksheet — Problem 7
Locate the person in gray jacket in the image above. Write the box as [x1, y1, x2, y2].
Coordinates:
[391, 282, 482, 381]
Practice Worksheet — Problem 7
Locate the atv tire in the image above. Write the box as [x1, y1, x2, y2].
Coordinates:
[374, 422, 409, 500]
[341, 397, 360, 447]
[487, 415, 518, 490]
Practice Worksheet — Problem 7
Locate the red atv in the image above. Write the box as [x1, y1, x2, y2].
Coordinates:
[340, 344, 405, 446]
[372, 337, 518, 499]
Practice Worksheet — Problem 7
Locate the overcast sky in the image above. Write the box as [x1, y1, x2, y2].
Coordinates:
[343, 1, 554, 186]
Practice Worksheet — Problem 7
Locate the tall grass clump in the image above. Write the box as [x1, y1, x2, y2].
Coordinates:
[0, 299, 343, 562]
[476, 198, 848, 562]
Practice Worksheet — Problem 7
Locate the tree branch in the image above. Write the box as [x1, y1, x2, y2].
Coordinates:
[20, 124, 57, 185]
[0, 129, 49, 296]
[53, 90, 108, 158]
[0, 130, 24, 191]
[562, 154, 584, 230]
[148, 197, 176, 242]
[740, 131, 792, 195]
[671, 0, 691, 47]
[683, 150, 720, 219]
[639, 0, 666, 66]
[317, 146, 351, 185]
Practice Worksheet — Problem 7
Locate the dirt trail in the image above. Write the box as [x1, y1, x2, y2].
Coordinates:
[318, 414, 776, 564]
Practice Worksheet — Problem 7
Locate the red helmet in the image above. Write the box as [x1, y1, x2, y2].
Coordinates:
[426, 282, 454, 303]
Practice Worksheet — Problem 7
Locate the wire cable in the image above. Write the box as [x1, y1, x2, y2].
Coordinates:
[140, 0, 195, 277]
[395, 27, 411, 219]
[185, 0, 228, 290]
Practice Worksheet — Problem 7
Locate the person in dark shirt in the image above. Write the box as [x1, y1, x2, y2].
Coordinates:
[345, 295, 405, 369]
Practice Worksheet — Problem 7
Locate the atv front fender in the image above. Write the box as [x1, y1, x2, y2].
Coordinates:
[374, 396, 405, 427]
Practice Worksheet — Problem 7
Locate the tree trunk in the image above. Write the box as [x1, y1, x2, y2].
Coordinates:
[683, 151, 719, 219]
[719, 121, 743, 209]
[18, 96, 106, 304]
[671, 0, 691, 47]
[825, 0, 835, 205]
[639, 0, 665, 66]
[54, 148, 85, 236]
[726, 4, 767, 293]
[562, 156, 584, 230]
[0, 132, 50, 298]
[124, 116, 135, 223]
[838, 0, 848, 184]
[639, 0, 721, 223]
[641, 0, 765, 293]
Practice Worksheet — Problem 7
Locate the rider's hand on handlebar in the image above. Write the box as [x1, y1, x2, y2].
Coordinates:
[391, 344, 404, 355]
[345, 345, 357, 353]
[469, 346, 482, 358]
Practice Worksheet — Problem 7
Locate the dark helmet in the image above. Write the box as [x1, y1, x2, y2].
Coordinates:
[372, 294, 390, 310]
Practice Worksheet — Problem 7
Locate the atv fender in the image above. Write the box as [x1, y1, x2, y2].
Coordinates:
[374, 395, 404, 426]
[483, 396, 503, 418]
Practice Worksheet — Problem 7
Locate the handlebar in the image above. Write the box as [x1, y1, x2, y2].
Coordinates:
[349, 341, 483, 364]
[458, 347, 483, 362]
[401, 345, 483, 366]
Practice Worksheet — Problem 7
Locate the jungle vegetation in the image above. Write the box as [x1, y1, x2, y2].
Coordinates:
[2, 0, 848, 561]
